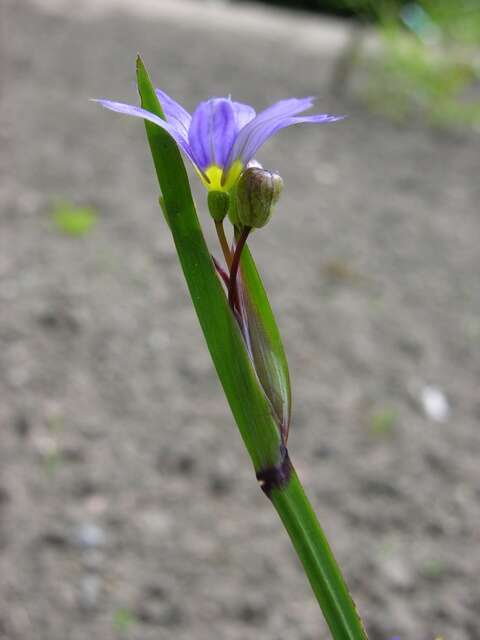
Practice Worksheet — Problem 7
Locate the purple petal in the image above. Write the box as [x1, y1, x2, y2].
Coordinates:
[155, 88, 191, 140]
[226, 97, 342, 168]
[93, 99, 198, 168]
[237, 113, 344, 167]
[231, 101, 256, 130]
[188, 98, 237, 170]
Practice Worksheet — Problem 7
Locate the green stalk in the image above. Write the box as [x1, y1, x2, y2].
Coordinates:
[270, 469, 367, 640]
[134, 56, 368, 640]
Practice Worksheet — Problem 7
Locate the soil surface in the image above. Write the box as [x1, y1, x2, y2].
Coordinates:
[2, 1, 480, 639]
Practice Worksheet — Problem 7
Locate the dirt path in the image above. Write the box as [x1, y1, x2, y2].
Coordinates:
[1, 1, 479, 639]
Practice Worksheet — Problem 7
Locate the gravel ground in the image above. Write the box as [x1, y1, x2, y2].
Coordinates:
[1, 1, 480, 639]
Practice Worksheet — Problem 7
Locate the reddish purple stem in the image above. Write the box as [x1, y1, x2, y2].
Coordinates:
[228, 226, 251, 311]
[212, 255, 230, 289]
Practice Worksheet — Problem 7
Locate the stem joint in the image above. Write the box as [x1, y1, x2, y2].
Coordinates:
[256, 445, 292, 498]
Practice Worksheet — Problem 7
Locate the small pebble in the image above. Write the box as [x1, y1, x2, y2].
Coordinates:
[420, 386, 450, 423]
[74, 523, 106, 550]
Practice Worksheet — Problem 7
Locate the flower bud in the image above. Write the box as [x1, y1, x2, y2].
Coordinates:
[235, 168, 283, 229]
[208, 190, 230, 222]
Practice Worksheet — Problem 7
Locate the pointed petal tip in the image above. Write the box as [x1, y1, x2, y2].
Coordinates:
[303, 113, 347, 123]
[90, 98, 110, 107]
[90, 98, 117, 108]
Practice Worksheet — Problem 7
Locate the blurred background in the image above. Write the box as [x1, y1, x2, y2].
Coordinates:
[2, 1, 479, 639]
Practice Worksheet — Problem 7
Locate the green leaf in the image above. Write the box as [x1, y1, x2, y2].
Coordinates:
[238, 243, 291, 440]
[51, 201, 97, 236]
[136, 56, 281, 471]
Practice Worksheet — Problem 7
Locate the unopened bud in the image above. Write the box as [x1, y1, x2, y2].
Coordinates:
[208, 190, 230, 222]
[235, 168, 283, 229]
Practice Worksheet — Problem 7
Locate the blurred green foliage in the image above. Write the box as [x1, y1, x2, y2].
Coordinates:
[113, 608, 137, 632]
[50, 201, 97, 236]
[421, 558, 447, 580]
[370, 406, 397, 437]
[363, 1, 480, 130]
[248, 0, 479, 130]
[421, 1, 480, 45]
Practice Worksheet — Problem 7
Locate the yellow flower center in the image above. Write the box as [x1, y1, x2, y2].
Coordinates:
[201, 161, 244, 192]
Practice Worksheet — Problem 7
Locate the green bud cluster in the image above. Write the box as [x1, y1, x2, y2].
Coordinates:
[235, 168, 283, 229]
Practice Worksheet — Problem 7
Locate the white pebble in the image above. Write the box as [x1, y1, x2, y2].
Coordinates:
[74, 523, 107, 549]
[421, 386, 450, 423]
